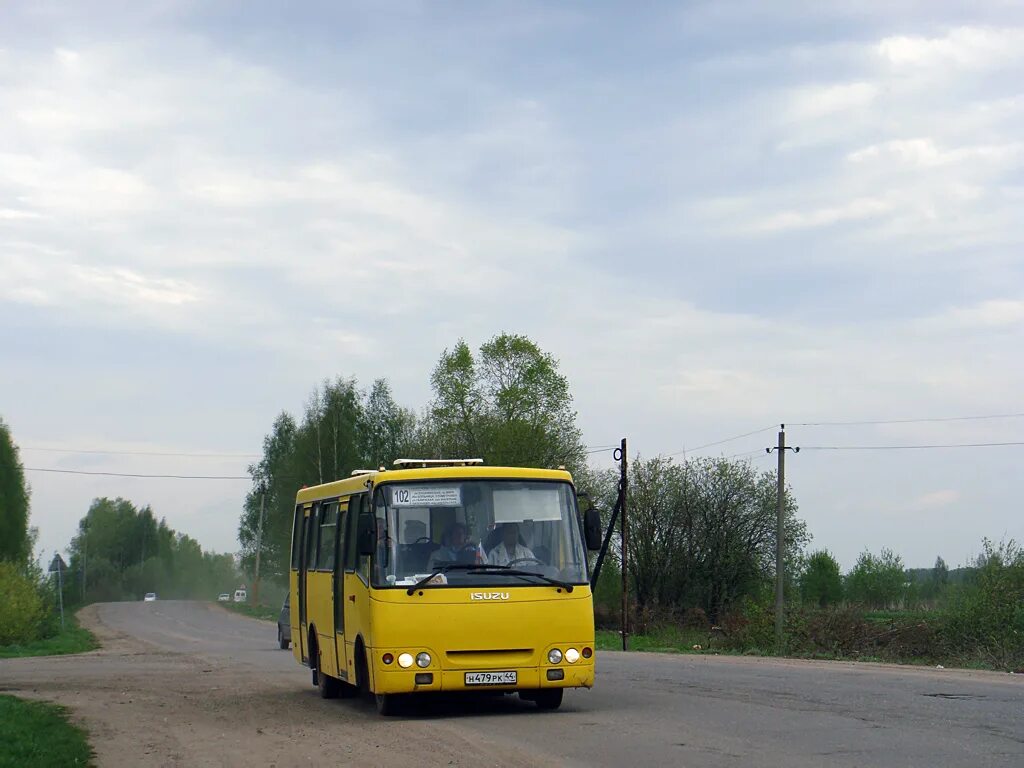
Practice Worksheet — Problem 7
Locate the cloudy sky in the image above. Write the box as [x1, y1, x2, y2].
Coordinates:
[2, 1, 1022, 570]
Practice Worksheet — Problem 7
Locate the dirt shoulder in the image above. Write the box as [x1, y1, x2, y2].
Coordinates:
[0, 604, 550, 768]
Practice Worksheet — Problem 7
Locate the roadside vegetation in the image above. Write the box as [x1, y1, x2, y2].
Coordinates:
[0, 695, 93, 768]
[0, 614, 97, 660]
[594, 523, 1024, 671]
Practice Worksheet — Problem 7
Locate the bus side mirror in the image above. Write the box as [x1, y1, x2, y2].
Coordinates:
[583, 507, 603, 551]
[357, 512, 376, 557]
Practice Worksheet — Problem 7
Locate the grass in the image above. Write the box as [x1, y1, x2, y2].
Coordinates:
[0, 695, 93, 768]
[219, 600, 280, 622]
[0, 615, 98, 659]
[596, 626, 713, 654]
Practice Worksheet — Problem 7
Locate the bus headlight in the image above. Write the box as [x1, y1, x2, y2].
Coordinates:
[398, 653, 414, 668]
[416, 652, 431, 668]
[565, 648, 580, 664]
[547, 649, 562, 664]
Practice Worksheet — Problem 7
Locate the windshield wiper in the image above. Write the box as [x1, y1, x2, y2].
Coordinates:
[406, 564, 510, 594]
[499, 569, 575, 592]
[406, 564, 573, 595]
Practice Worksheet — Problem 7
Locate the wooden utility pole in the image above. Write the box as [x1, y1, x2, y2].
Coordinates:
[619, 438, 629, 652]
[767, 425, 798, 653]
[775, 427, 785, 650]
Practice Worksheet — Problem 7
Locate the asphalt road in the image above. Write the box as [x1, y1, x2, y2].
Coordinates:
[9, 601, 1023, 767]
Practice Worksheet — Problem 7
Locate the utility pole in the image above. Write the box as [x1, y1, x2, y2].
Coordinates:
[81, 537, 87, 603]
[617, 438, 629, 651]
[49, 554, 67, 631]
[766, 425, 798, 653]
[253, 485, 266, 606]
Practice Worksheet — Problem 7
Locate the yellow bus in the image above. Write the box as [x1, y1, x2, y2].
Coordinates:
[289, 459, 603, 714]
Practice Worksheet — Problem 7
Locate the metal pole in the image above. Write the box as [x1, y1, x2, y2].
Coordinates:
[775, 426, 785, 652]
[253, 488, 266, 605]
[56, 556, 65, 631]
[82, 539, 87, 603]
[620, 438, 629, 652]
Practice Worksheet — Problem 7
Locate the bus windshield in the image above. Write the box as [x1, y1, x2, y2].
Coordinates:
[372, 479, 587, 588]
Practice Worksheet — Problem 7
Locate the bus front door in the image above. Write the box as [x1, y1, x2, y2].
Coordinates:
[298, 504, 314, 664]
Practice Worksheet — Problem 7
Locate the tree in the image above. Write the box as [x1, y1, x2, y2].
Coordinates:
[844, 548, 906, 609]
[66, 497, 239, 602]
[239, 377, 374, 585]
[239, 412, 301, 585]
[593, 455, 808, 621]
[357, 379, 417, 468]
[799, 550, 843, 608]
[0, 418, 31, 565]
[426, 334, 585, 470]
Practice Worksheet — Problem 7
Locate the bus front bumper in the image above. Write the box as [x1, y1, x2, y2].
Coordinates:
[373, 663, 594, 694]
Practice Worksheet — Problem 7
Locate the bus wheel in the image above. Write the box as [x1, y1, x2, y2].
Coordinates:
[338, 677, 358, 699]
[533, 689, 563, 710]
[278, 626, 289, 650]
[375, 692, 400, 716]
[317, 649, 340, 699]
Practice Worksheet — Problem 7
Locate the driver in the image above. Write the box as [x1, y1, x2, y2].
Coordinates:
[486, 523, 535, 566]
[427, 522, 476, 570]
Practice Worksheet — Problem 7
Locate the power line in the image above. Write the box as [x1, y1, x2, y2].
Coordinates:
[666, 425, 777, 457]
[791, 412, 1024, 427]
[801, 441, 1024, 451]
[22, 446, 258, 459]
[24, 467, 251, 480]
[725, 448, 770, 461]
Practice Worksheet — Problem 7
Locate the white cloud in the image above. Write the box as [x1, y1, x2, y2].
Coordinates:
[787, 81, 878, 121]
[921, 299, 1024, 330]
[754, 196, 893, 232]
[847, 138, 1024, 168]
[910, 489, 960, 511]
[877, 27, 1024, 70]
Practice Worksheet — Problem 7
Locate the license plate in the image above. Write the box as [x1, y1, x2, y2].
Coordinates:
[465, 671, 517, 686]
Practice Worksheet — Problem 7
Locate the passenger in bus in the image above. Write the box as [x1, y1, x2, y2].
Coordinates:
[486, 523, 535, 566]
[427, 522, 477, 570]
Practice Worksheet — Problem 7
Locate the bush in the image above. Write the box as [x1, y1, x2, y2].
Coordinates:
[942, 539, 1024, 670]
[0, 563, 47, 646]
[845, 548, 906, 609]
[799, 550, 843, 608]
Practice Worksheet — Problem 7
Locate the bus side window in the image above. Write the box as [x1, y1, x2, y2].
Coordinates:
[290, 505, 303, 570]
[317, 501, 338, 572]
[344, 495, 363, 571]
[305, 504, 320, 571]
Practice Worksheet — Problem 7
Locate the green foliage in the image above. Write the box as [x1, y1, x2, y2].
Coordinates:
[65, 498, 240, 603]
[0, 613, 98, 658]
[942, 539, 1024, 670]
[799, 550, 843, 608]
[844, 548, 906, 609]
[238, 334, 581, 587]
[426, 334, 585, 470]
[588, 455, 807, 621]
[0, 695, 94, 768]
[0, 418, 31, 565]
[0, 562, 46, 645]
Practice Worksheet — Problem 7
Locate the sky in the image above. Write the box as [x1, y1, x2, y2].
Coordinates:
[1, 1, 1022, 571]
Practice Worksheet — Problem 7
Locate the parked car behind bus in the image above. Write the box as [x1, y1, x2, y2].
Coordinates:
[278, 593, 290, 649]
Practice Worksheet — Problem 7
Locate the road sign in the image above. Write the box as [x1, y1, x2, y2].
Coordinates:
[48, 554, 67, 573]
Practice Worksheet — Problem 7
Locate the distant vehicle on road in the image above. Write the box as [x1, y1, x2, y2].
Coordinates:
[144, 593, 157, 602]
[278, 593, 290, 649]
[233, 589, 247, 603]
[217, 593, 230, 602]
